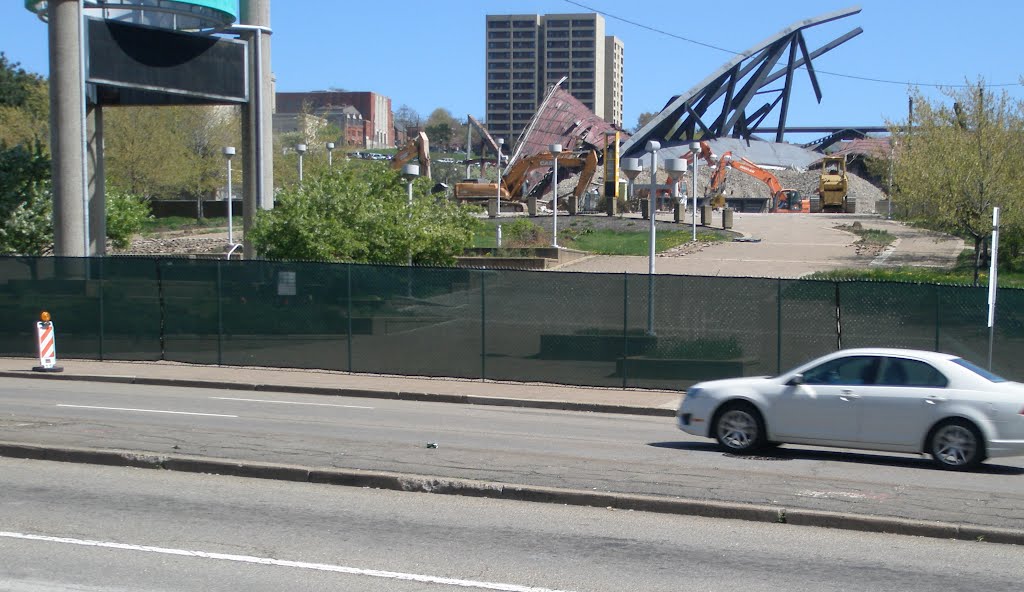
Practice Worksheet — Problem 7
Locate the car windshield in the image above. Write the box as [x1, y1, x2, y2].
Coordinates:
[951, 358, 1007, 382]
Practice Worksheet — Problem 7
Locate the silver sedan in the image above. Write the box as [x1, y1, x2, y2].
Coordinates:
[676, 348, 1024, 469]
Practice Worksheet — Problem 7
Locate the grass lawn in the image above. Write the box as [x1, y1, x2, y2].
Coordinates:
[808, 250, 1024, 288]
[564, 229, 715, 255]
[141, 216, 243, 234]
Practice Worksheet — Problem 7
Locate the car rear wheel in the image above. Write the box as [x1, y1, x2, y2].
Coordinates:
[713, 402, 766, 454]
[929, 419, 985, 470]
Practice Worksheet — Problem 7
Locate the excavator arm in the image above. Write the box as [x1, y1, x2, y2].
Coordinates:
[683, 140, 717, 168]
[703, 155, 806, 212]
[571, 149, 599, 200]
[728, 157, 784, 195]
[391, 131, 431, 180]
[467, 114, 501, 157]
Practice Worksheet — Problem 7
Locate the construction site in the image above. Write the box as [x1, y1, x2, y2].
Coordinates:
[450, 6, 889, 221]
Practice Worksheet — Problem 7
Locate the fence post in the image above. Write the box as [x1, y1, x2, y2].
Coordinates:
[622, 272, 628, 389]
[776, 279, 782, 374]
[216, 260, 223, 366]
[346, 263, 353, 372]
[98, 257, 105, 361]
[480, 269, 487, 381]
[834, 281, 842, 351]
[156, 258, 166, 361]
[934, 284, 941, 351]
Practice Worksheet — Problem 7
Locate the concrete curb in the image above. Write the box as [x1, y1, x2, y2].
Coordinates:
[0, 371, 676, 417]
[1, 441, 1019, 546]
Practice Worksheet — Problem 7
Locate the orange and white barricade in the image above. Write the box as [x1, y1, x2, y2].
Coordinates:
[33, 311, 63, 372]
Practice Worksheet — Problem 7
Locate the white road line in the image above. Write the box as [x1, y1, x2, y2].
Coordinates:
[56, 405, 237, 418]
[212, 397, 374, 410]
[0, 531, 577, 592]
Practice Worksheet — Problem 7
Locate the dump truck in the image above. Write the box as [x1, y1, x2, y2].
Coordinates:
[817, 155, 854, 213]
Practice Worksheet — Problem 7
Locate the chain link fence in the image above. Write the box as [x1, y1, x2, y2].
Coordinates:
[1, 256, 1020, 390]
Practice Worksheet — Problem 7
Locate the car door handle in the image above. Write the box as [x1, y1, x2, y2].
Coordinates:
[925, 396, 947, 405]
[840, 390, 861, 401]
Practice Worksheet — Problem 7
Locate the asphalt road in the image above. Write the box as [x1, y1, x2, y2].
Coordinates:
[1, 458, 1021, 592]
[1, 378, 1023, 531]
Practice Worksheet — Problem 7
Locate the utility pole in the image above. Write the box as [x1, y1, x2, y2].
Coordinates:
[48, 0, 88, 257]
[240, 0, 274, 259]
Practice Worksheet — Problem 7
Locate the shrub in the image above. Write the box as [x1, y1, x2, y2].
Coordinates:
[106, 189, 152, 249]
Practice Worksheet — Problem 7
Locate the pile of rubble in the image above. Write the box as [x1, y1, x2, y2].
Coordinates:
[111, 232, 229, 256]
[557, 159, 886, 214]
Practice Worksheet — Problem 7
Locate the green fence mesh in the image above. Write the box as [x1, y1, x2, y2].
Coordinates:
[2, 256, 1021, 390]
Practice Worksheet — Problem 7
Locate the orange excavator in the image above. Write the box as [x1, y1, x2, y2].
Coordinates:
[654, 140, 718, 201]
[453, 149, 599, 208]
[705, 153, 807, 213]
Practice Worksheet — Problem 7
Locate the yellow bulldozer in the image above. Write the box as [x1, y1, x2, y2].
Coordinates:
[817, 155, 854, 213]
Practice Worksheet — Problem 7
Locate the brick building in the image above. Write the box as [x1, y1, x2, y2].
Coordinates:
[275, 90, 394, 149]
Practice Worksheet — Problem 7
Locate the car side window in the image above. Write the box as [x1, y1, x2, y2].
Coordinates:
[878, 358, 948, 388]
[803, 356, 879, 386]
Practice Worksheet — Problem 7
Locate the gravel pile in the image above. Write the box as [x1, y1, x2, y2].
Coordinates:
[552, 158, 886, 214]
[112, 232, 230, 256]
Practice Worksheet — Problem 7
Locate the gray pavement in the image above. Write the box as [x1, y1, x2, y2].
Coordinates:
[557, 212, 964, 277]
[0, 357, 682, 415]
[1, 356, 1023, 546]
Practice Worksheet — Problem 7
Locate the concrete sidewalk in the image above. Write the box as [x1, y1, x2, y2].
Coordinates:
[0, 357, 682, 416]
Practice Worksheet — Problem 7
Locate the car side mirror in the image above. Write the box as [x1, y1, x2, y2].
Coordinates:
[786, 374, 805, 386]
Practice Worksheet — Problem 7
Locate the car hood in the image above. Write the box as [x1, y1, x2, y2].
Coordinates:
[694, 375, 774, 391]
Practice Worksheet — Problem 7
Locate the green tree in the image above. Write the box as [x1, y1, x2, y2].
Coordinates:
[394, 104, 422, 130]
[424, 122, 453, 148]
[0, 53, 49, 148]
[248, 162, 478, 265]
[634, 111, 656, 133]
[889, 82, 1024, 281]
[105, 188, 152, 250]
[425, 107, 465, 149]
[0, 143, 52, 255]
[0, 53, 44, 108]
[104, 105, 239, 200]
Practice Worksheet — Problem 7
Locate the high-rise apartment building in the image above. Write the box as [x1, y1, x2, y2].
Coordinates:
[485, 13, 623, 144]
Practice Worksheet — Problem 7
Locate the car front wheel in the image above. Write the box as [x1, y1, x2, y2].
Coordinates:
[713, 402, 766, 454]
[929, 419, 985, 470]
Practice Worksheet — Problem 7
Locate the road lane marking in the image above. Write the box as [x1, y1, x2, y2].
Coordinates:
[212, 397, 374, 410]
[56, 405, 237, 418]
[0, 531, 577, 592]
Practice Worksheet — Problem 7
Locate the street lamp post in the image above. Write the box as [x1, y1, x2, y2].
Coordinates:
[550, 143, 563, 247]
[223, 146, 236, 246]
[326, 142, 335, 168]
[621, 158, 643, 212]
[296, 143, 307, 182]
[645, 141, 660, 335]
[646, 142, 660, 274]
[689, 142, 700, 241]
[402, 164, 419, 267]
[666, 158, 687, 225]
[496, 138, 505, 222]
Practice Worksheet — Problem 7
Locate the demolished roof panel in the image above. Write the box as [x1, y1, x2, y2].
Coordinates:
[509, 85, 628, 165]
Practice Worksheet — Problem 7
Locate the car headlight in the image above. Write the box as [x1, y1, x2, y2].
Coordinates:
[685, 387, 703, 400]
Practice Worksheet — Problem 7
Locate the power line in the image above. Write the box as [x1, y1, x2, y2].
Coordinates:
[562, 0, 1021, 89]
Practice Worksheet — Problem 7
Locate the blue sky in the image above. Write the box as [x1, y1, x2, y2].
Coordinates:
[3, 1, 1022, 140]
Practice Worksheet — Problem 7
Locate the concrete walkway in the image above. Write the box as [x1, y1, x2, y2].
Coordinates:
[558, 212, 964, 278]
[0, 357, 682, 415]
